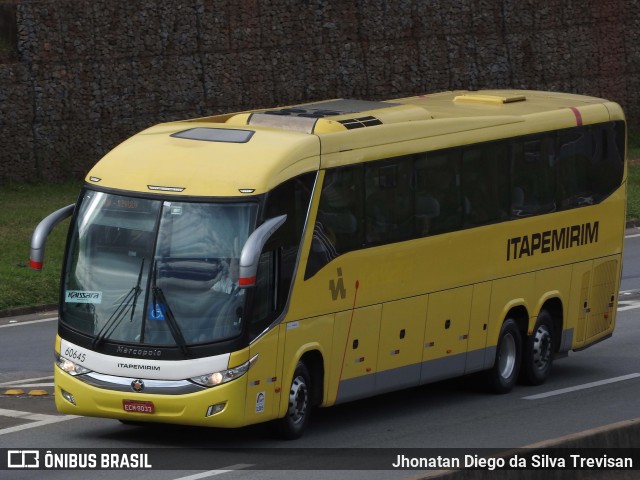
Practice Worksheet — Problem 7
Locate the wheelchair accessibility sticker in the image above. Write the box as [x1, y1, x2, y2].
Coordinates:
[148, 303, 166, 321]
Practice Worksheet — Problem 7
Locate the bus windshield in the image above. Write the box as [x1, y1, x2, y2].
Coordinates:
[62, 190, 258, 348]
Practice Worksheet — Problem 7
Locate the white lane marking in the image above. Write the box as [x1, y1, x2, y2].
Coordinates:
[617, 290, 640, 311]
[618, 303, 640, 311]
[0, 408, 55, 422]
[172, 465, 254, 480]
[0, 317, 57, 328]
[0, 408, 78, 436]
[0, 376, 53, 387]
[625, 233, 640, 238]
[522, 373, 640, 400]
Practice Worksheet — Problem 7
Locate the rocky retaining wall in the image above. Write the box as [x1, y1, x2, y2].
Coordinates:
[1, 0, 638, 182]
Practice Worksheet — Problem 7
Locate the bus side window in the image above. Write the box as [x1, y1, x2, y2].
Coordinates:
[590, 122, 625, 202]
[557, 127, 593, 208]
[510, 136, 556, 217]
[461, 144, 509, 227]
[305, 167, 363, 279]
[415, 151, 462, 234]
[364, 157, 413, 244]
[249, 250, 277, 338]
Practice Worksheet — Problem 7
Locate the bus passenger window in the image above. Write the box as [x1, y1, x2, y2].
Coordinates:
[557, 127, 593, 208]
[590, 122, 625, 202]
[305, 167, 363, 279]
[365, 158, 413, 244]
[510, 136, 556, 217]
[461, 144, 509, 227]
[415, 152, 462, 234]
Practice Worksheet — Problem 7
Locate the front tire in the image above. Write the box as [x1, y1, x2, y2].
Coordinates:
[520, 310, 554, 385]
[272, 362, 311, 440]
[486, 318, 522, 394]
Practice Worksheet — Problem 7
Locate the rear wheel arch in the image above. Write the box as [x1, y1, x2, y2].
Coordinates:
[505, 305, 529, 339]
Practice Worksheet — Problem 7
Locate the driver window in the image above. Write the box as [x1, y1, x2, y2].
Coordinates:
[249, 250, 276, 337]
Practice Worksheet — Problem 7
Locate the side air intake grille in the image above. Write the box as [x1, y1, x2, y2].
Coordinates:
[263, 108, 342, 118]
[337, 116, 383, 129]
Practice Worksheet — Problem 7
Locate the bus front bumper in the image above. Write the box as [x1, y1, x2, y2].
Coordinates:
[54, 367, 248, 428]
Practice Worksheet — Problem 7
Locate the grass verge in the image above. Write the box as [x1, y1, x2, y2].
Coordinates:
[627, 130, 640, 222]
[0, 182, 80, 312]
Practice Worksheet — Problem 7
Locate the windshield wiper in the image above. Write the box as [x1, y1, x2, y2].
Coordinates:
[92, 259, 144, 349]
[151, 261, 190, 357]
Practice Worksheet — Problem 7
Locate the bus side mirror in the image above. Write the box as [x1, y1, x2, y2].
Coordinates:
[238, 215, 286, 287]
[30, 204, 75, 270]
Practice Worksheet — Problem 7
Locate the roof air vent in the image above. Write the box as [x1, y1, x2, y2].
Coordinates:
[171, 127, 254, 143]
[454, 94, 526, 105]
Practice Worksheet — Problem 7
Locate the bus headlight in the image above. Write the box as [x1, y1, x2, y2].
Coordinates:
[190, 355, 258, 388]
[55, 353, 92, 376]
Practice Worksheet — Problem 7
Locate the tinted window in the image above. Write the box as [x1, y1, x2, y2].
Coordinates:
[510, 136, 556, 217]
[250, 173, 315, 336]
[462, 144, 509, 226]
[415, 151, 462, 234]
[365, 157, 414, 244]
[303, 121, 625, 279]
[556, 122, 625, 209]
[305, 166, 363, 278]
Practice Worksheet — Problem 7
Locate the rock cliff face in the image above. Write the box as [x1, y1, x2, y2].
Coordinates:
[1, 0, 638, 182]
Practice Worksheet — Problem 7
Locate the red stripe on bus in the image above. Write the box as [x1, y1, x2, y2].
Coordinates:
[569, 107, 583, 126]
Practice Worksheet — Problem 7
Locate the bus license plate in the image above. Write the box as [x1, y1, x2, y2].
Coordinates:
[123, 400, 155, 414]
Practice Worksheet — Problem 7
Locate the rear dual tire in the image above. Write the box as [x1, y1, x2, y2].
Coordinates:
[487, 311, 555, 393]
[486, 318, 521, 394]
[520, 310, 554, 386]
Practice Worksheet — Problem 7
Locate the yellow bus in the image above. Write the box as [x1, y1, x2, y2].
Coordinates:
[31, 90, 626, 439]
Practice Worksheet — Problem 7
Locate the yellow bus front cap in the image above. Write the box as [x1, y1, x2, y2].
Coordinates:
[54, 367, 248, 428]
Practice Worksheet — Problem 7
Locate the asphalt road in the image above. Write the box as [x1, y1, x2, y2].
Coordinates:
[1, 230, 640, 479]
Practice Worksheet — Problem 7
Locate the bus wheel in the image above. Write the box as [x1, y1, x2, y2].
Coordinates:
[521, 310, 554, 385]
[487, 318, 521, 394]
[273, 362, 311, 440]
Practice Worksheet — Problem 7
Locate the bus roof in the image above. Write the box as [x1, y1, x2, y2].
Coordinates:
[87, 90, 624, 196]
